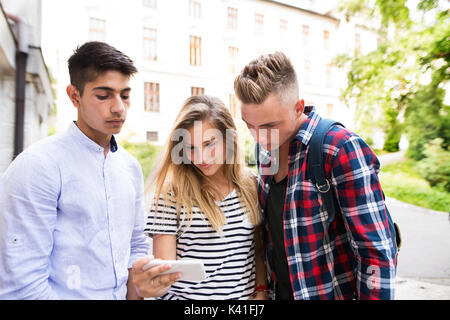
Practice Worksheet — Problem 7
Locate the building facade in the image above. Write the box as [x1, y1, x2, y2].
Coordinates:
[41, 0, 380, 146]
[0, 0, 54, 176]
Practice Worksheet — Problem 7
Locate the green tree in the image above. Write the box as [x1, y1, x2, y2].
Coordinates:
[418, 138, 450, 191]
[336, 0, 449, 155]
[120, 140, 162, 180]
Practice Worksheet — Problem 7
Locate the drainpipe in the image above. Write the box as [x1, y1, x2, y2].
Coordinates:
[7, 13, 29, 159]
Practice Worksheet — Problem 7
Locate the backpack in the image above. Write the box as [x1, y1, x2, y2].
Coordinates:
[308, 118, 402, 251]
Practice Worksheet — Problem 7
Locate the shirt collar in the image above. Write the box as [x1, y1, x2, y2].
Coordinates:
[68, 121, 118, 153]
[292, 105, 321, 147]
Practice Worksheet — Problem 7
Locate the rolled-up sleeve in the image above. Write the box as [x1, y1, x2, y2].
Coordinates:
[331, 136, 397, 300]
[0, 153, 60, 299]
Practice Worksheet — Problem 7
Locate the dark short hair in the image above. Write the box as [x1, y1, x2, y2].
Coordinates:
[68, 41, 138, 95]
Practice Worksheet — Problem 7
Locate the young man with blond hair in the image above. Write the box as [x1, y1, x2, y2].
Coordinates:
[234, 52, 398, 300]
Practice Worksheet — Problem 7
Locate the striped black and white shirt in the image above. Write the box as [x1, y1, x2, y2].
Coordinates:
[144, 189, 256, 300]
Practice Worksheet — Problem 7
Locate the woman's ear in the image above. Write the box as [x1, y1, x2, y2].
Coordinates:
[66, 85, 81, 108]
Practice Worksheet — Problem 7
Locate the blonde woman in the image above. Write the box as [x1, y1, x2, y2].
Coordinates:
[133, 95, 267, 300]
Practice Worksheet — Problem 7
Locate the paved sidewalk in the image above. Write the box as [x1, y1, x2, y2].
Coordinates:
[377, 151, 406, 167]
[385, 197, 450, 300]
[396, 277, 450, 300]
[377, 152, 450, 300]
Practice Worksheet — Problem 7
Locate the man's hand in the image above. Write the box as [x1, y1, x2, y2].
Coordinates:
[131, 255, 181, 298]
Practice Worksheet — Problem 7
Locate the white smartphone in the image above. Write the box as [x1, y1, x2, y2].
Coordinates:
[142, 259, 206, 281]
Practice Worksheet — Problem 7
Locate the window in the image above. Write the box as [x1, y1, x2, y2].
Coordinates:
[191, 87, 204, 96]
[229, 94, 238, 118]
[326, 104, 334, 117]
[326, 63, 332, 88]
[189, 35, 202, 66]
[323, 30, 330, 49]
[304, 60, 311, 85]
[89, 18, 106, 41]
[302, 24, 310, 46]
[255, 13, 264, 35]
[143, 0, 157, 9]
[144, 82, 160, 112]
[355, 33, 361, 51]
[227, 7, 238, 30]
[228, 46, 239, 74]
[189, 0, 201, 18]
[146, 131, 159, 142]
[143, 27, 157, 61]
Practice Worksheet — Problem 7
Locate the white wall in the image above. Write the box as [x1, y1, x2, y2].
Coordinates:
[0, 76, 15, 175]
[0, 0, 53, 176]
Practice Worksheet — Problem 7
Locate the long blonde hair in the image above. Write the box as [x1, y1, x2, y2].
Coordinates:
[146, 95, 261, 234]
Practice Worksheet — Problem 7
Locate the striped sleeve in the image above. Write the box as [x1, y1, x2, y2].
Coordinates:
[144, 196, 178, 237]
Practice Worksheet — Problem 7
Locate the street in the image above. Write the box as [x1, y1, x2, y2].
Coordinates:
[386, 197, 450, 300]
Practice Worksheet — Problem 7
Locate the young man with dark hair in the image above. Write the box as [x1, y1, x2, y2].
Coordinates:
[0, 42, 177, 299]
[234, 52, 398, 300]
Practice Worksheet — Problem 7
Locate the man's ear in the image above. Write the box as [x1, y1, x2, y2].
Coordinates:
[66, 85, 81, 108]
[294, 99, 305, 117]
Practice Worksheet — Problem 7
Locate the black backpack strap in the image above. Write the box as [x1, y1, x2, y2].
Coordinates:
[255, 142, 261, 174]
[308, 118, 344, 224]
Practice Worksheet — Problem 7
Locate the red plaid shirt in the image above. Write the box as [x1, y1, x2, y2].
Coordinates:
[256, 107, 397, 300]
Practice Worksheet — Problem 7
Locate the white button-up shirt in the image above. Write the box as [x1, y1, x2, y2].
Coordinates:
[0, 122, 149, 299]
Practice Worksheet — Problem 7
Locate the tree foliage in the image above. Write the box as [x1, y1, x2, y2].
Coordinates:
[418, 138, 450, 192]
[336, 0, 449, 157]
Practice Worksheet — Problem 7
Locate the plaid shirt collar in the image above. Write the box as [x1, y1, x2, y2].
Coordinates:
[292, 105, 319, 146]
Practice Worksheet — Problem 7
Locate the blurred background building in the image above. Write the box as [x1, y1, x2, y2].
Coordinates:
[39, 0, 379, 146]
[0, 0, 384, 175]
[0, 0, 54, 175]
